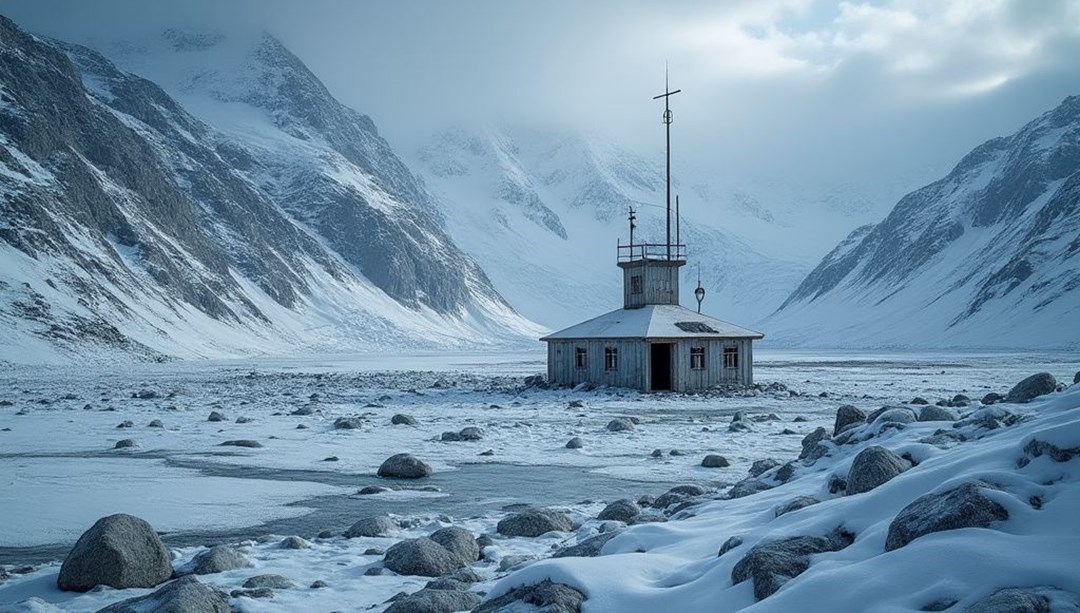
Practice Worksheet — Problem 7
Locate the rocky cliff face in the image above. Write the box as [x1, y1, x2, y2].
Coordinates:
[769, 96, 1080, 348]
[0, 17, 537, 363]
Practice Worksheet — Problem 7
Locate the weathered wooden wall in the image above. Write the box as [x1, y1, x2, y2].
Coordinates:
[548, 338, 755, 391]
[620, 261, 682, 308]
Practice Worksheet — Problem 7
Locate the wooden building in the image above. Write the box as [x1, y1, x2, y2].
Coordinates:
[541, 74, 763, 392]
[541, 243, 763, 392]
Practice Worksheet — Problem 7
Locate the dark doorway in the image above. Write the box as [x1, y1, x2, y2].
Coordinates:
[650, 343, 672, 391]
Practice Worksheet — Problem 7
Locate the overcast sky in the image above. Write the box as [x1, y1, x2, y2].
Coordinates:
[5, 0, 1080, 213]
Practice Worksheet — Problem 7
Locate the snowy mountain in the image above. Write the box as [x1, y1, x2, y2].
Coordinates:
[410, 126, 824, 329]
[767, 96, 1080, 349]
[0, 17, 540, 363]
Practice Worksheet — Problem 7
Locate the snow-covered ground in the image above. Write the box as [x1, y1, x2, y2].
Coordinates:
[0, 350, 1077, 612]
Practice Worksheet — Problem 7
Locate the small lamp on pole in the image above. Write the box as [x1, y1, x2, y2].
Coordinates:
[694, 267, 705, 313]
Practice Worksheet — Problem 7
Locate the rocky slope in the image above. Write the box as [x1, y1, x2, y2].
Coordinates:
[767, 96, 1080, 349]
[0, 17, 539, 363]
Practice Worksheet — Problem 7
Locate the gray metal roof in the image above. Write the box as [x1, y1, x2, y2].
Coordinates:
[541, 304, 765, 341]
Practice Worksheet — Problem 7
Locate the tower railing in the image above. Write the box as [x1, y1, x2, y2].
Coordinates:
[617, 242, 687, 263]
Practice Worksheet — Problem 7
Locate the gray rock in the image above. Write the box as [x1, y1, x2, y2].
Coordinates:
[1075, 371, 1080, 385]
[728, 420, 753, 433]
[981, 392, 1004, 405]
[728, 478, 772, 499]
[334, 416, 364, 430]
[116, 420, 133, 429]
[57, 514, 172, 592]
[383, 538, 468, 577]
[918, 405, 958, 422]
[775, 496, 820, 517]
[345, 516, 397, 538]
[440, 431, 462, 442]
[191, 545, 250, 575]
[847, 446, 912, 495]
[384, 588, 481, 613]
[378, 453, 433, 479]
[392, 414, 418, 425]
[701, 454, 730, 468]
[458, 426, 483, 441]
[359, 485, 393, 495]
[798, 427, 829, 460]
[207, 411, 225, 422]
[147, 419, 164, 428]
[606, 418, 635, 432]
[597, 499, 640, 523]
[234, 416, 253, 424]
[954, 406, 1017, 430]
[833, 405, 866, 436]
[565, 437, 584, 449]
[650, 448, 663, 458]
[717, 535, 743, 557]
[230, 588, 273, 599]
[279, 536, 309, 549]
[553, 530, 621, 558]
[963, 588, 1053, 613]
[472, 580, 586, 613]
[1023, 438, 1080, 462]
[731, 533, 852, 601]
[498, 555, 533, 571]
[219, 439, 262, 448]
[910, 397, 929, 405]
[113, 439, 136, 449]
[870, 407, 917, 426]
[749, 458, 781, 477]
[1005, 373, 1057, 403]
[291, 406, 314, 416]
[429, 527, 479, 563]
[424, 578, 470, 592]
[242, 574, 294, 589]
[94, 577, 229, 613]
[885, 481, 1008, 551]
[475, 535, 495, 549]
[497, 508, 573, 537]
[775, 462, 797, 483]
[310, 580, 329, 589]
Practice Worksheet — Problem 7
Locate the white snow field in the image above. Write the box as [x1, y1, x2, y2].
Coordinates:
[0, 350, 1078, 612]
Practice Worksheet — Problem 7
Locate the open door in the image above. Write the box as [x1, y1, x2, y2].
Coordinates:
[650, 343, 672, 391]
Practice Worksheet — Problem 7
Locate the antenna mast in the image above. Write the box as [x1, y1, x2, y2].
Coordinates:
[653, 66, 681, 261]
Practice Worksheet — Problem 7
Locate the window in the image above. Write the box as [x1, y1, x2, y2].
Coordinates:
[630, 275, 642, 294]
[676, 322, 719, 334]
[723, 346, 739, 369]
[690, 346, 705, 370]
[604, 347, 618, 371]
[575, 347, 587, 369]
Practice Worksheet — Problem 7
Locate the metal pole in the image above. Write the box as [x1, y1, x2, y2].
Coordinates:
[665, 76, 671, 261]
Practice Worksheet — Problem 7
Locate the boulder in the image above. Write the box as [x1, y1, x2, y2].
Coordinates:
[1005, 373, 1057, 403]
[606, 418, 635, 432]
[440, 431, 462, 442]
[458, 426, 483, 441]
[870, 407, 917, 427]
[701, 454, 730, 468]
[230, 588, 273, 599]
[497, 508, 573, 537]
[383, 537, 469, 577]
[391, 414, 418, 425]
[429, 527, 479, 563]
[234, 416, 253, 424]
[597, 499, 640, 523]
[359, 485, 393, 495]
[565, 437, 584, 449]
[963, 587, 1078, 613]
[728, 478, 772, 499]
[981, 392, 1004, 405]
[749, 458, 781, 477]
[345, 516, 398, 538]
[775, 496, 820, 517]
[1075, 371, 1080, 385]
[378, 454, 433, 479]
[279, 536, 309, 550]
[94, 577, 229, 613]
[291, 406, 314, 416]
[833, 405, 866, 436]
[885, 481, 1008, 551]
[909, 397, 929, 405]
[219, 440, 262, 448]
[207, 411, 225, 422]
[798, 427, 829, 460]
[553, 530, 621, 558]
[650, 448, 663, 458]
[846, 446, 912, 495]
[191, 545, 249, 575]
[334, 416, 364, 430]
[147, 419, 164, 428]
[732, 533, 852, 600]
[113, 439, 137, 449]
[384, 588, 482, 613]
[918, 405, 958, 422]
[242, 574, 294, 589]
[717, 535, 743, 557]
[472, 580, 586, 613]
[954, 406, 1017, 431]
[57, 514, 172, 592]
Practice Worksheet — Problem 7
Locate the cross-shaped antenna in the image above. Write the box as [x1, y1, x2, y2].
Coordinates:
[628, 206, 637, 247]
[653, 66, 681, 260]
